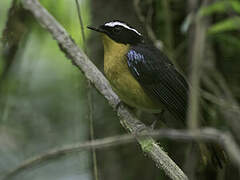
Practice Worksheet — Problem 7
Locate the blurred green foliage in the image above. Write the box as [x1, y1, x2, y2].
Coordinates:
[200, 0, 240, 93]
[0, 0, 92, 179]
[199, 0, 240, 33]
[208, 16, 240, 34]
[40, 0, 90, 45]
[1, 0, 240, 179]
[199, 0, 240, 15]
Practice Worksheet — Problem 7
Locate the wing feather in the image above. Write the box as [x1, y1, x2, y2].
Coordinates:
[127, 44, 189, 123]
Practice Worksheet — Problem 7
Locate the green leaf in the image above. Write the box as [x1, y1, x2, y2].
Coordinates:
[199, 1, 229, 16]
[231, 1, 240, 14]
[208, 17, 240, 34]
[199, 0, 240, 16]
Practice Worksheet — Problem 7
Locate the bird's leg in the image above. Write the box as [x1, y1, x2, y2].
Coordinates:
[116, 102, 147, 132]
[151, 109, 166, 129]
[116, 100, 136, 112]
[116, 100, 124, 110]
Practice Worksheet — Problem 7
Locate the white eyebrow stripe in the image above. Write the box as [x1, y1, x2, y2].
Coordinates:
[105, 22, 142, 36]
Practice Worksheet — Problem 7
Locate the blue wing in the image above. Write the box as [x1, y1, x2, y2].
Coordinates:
[127, 44, 189, 123]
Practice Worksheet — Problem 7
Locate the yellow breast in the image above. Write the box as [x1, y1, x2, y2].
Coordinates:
[102, 35, 161, 112]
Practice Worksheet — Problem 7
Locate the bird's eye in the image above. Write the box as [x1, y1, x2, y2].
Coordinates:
[113, 26, 122, 34]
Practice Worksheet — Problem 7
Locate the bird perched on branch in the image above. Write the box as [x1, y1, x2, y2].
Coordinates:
[87, 20, 226, 168]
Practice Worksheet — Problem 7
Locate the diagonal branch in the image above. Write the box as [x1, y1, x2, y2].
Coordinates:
[18, 0, 188, 180]
[3, 128, 240, 180]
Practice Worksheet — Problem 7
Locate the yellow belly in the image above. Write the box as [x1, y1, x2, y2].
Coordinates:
[103, 36, 161, 112]
[107, 68, 162, 112]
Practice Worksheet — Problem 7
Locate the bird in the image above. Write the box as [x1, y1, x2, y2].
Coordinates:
[87, 20, 226, 168]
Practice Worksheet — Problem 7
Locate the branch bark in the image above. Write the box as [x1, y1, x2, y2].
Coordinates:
[18, 0, 188, 180]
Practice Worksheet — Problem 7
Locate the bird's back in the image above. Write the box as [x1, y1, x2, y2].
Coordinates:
[127, 43, 189, 123]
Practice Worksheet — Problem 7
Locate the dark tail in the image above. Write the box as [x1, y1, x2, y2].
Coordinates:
[199, 142, 228, 168]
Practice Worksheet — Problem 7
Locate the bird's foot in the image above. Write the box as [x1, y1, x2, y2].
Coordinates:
[116, 100, 124, 110]
[151, 110, 165, 129]
[116, 101, 136, 112]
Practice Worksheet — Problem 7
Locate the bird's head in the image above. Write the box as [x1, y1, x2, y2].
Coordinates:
[87, 20, 144, 45]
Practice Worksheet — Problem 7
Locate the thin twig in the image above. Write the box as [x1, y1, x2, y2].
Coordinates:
[74, 1, 99, 179]
[3, 128, 240, 180]
[201, 90, 238, 111]
[87, 81, 99, 180]
[19, 0, 188, 180]
[75, 0, 86, 50]
[187, 0, 210, 129]
[185, 1, 210, 177]
[133, 0, 163, 50]
[202, 68, 240, 142]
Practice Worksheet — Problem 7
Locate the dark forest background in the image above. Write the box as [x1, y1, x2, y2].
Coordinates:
[1, 0, 240, 180]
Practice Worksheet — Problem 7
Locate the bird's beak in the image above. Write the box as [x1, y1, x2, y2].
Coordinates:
[87, 26, 105, 33]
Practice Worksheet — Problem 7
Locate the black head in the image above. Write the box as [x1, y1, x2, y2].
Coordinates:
[88, 20, 144, 45]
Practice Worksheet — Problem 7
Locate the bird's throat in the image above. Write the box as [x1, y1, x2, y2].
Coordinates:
[102, 34, 129, 54]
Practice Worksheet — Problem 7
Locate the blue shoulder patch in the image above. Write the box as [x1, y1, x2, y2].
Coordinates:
[127, 50, 145, 64]
[127, 50, 145, 77]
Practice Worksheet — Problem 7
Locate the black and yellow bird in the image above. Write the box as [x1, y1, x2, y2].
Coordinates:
[88, 21, 188, 122]
[87, 20, 226, 168]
